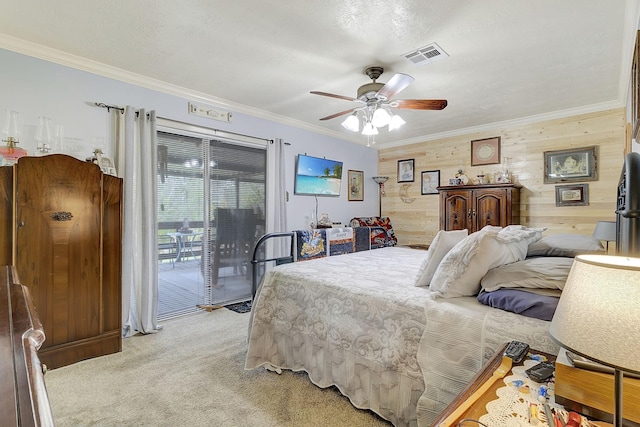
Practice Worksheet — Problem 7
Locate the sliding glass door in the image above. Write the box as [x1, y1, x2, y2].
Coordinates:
[157, 127, 266, 319]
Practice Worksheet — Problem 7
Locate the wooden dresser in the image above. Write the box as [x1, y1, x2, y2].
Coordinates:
[437, 183, 521, 232]
[0, 154, 123, 369]
[0, 265, 53, 426]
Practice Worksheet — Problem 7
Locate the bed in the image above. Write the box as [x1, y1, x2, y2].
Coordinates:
[245, 225, 606, 426]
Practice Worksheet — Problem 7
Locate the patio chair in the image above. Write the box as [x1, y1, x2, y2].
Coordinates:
[158, 234, 177, 267]
[206, 208, 259, 284]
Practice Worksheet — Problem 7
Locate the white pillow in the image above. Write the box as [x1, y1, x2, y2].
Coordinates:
[413, 229, 468, 287]
[430, 225, 544, 298]
[481, 257, 574, 292]
[495, 225, 546, 260]
[527, 234, 604, 257]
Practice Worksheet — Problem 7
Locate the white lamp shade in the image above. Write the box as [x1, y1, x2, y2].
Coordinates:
[362, 121, 378, 135]
[371, 107, 391, 127]
[388, 114, 406, 131]
[549, 254, 640, 374]
[593, 220, 617, 242]
[341, 113, 359, 132]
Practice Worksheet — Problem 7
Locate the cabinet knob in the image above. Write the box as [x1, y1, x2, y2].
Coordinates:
[18, 221, 24, 227]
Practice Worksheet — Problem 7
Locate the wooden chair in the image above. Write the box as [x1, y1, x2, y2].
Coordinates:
[206, 208, 258, 285]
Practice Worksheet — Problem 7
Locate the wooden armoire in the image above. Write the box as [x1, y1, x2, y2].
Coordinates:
[437, 183, 521, 232]
[0, 154, 123, 369]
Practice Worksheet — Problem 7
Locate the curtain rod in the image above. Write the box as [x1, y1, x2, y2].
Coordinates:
[96, 103, 289, 145]
[94, 102, 125, 113]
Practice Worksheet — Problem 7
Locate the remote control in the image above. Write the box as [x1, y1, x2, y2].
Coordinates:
[503, 341, 529, 363]
[525, 361, 555, 382]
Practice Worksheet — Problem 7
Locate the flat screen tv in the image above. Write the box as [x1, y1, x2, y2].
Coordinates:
[294, 154, 343, 196]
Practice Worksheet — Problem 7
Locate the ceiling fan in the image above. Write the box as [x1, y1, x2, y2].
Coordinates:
[310, 66, 447, 138]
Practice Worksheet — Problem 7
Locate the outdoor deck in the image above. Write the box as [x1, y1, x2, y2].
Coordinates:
[158, 257, 251, 319]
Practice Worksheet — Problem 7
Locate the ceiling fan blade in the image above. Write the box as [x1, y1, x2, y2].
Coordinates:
[319, 108, 357, 121]
[392, 99, 448, 110]
[376, 73, 415, 100]
[310, 91, 357, 102]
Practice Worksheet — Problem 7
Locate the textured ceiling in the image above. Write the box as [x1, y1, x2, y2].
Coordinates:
[0, 1, 638, 147]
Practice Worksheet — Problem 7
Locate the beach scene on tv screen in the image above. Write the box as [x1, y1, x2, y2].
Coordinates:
[295, 155, 343, 196]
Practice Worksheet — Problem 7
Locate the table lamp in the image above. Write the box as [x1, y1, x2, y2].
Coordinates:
[549, 255, 640, 427]
[592, 220, 617, 253]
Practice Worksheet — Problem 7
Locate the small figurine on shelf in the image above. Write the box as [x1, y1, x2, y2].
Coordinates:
[499, 157, 512, 183]
[455, 167, 469, 185]
[317, 212, 332, 228]
[476, 170, 489, 185]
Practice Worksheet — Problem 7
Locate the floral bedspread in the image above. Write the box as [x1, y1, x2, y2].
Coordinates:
[245, 247, 558, 427]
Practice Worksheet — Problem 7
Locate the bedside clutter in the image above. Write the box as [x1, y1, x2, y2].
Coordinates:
[555, 348, 640, 425]
[294, 226, 389, 261]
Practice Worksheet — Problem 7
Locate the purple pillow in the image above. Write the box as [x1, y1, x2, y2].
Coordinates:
[477, 288, 559, 321]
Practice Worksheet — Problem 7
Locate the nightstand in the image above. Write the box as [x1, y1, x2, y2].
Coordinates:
[431, 345, 612, 427]
[430, 343, 542, 426]
[555, 348, 640, 425]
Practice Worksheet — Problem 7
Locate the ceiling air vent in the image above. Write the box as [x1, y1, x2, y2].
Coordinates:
[403, 43, 448, 66]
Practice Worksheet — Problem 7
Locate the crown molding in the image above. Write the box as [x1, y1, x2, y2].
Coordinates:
[376, 100, 624, 150]
[0, 34, 626, 151]
[0, 34, 361, 144]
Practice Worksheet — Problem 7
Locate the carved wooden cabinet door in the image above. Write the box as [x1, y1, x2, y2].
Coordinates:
[15, 155, 103, 351]
[440, 189, 471, 231]
[474, 189, 509, 229]
[3, 154, 123, 369]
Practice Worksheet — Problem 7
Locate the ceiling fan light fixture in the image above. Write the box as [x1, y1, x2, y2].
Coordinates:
[311, 66, 447, 140]
[362, 121, 378, 136]
[371, 107, 391, 128]
[388, 114, 406, 131]
[341, 113, 360, 132]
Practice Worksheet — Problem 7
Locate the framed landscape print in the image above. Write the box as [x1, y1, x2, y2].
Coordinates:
[544, 146, 597, 183]
[421, 170, 440, 194]
[555, 183, 589, 207]
[471, 136, 501, 166]
[347, 169, 364, 201]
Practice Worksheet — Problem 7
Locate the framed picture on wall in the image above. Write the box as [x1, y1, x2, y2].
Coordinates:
[397, 159, 414, 182]
[555, 183, 589, 207]
[347, 169, 364, 201]
[544, 145, 597, 183]
[421, 170, 440, 194]
[471, 136, 501, 166]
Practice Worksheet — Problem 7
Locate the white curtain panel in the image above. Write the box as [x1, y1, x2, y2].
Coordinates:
[266, 138, 288, 258]
[274, 138, 287, 235]
[113, 106, 159, 337]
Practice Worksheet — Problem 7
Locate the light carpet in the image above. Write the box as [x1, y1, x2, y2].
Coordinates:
[44, 308, 391, 427]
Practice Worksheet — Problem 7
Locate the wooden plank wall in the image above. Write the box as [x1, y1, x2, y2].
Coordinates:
[378, 108, 627, 246]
